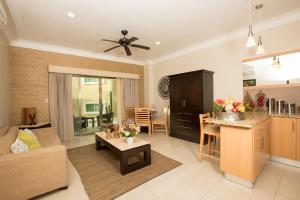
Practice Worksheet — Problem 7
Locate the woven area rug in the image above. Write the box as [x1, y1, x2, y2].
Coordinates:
[68, 144, 181, 200]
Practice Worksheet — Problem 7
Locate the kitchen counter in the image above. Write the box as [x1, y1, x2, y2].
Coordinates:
[205, 113, 269, 128]
[269, 114, 300, 119]
[206, 112, 271, 188]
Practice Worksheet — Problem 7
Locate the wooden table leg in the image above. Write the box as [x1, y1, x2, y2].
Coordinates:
[144, 145, 151, 165]
[120, 152, 128, 175]
[95, 136, 105, 151]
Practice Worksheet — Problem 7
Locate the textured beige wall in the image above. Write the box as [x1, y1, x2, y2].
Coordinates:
[147, 20, 300, 116]
[0, 33, 10, 127]
[9, 47, 144, 125]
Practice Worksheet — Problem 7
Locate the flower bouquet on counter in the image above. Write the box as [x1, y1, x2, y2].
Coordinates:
[213, 97, 246, 121]
[119, 119, 140, 144]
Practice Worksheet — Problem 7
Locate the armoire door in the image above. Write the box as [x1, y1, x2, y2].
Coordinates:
[170, 75, 185, 110]
[185, 72, 202, 112]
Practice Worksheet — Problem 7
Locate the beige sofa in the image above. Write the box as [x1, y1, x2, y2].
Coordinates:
[0, 126, 68, 200]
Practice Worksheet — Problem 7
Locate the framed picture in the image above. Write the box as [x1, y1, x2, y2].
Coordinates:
[243, 79, 256, 87]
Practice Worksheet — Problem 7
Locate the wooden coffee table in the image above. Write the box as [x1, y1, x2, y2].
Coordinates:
[95, 132, 151, 175]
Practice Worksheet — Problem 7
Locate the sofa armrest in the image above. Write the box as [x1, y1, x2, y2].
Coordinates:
[0, 145, 68, 200]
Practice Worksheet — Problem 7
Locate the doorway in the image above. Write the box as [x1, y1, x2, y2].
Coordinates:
[72, 76, 118, 136]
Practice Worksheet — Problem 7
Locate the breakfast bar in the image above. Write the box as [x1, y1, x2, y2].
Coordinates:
[206, 114, 270, 188]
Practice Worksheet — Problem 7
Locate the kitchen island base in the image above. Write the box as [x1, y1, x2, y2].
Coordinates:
[224, 173, 254, 188]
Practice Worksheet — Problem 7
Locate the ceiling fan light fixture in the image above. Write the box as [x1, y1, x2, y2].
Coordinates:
[155, 41, 161, 45]
[256, 36, 265, 55]
[246, 25, 256, 47]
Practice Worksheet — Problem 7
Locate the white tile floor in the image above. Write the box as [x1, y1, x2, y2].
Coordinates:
[43, 133, 300, 200]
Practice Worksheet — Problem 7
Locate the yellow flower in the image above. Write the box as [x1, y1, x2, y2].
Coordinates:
[237, 105, 245, 112]
[225, 97, 236, 105]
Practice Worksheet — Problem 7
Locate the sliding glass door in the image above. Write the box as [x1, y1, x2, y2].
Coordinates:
[72, 76, 117, 136]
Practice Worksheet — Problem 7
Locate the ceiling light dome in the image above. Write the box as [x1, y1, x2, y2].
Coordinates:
[66, 12, 76, 18]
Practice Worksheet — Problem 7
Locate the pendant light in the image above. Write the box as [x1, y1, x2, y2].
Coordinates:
[256, 3, 265, 54]
[256, 35, 265, 54]
[276, 57, 282, 68]
[272, 56, 282, 68]
[246, 0, 256, 47]
[272, 56, 278, 66]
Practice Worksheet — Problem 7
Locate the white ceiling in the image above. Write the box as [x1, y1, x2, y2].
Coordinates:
[5, 0, 300, 64]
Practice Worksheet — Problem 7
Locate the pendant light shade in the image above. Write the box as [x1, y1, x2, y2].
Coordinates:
[246, 25, 256, 47]
[256, 36, 265, 54]
[276, 57, 282, 68]
[245, 0, 256, 48]
[272, 56, 277, 66]
[272, 56, 282, 68]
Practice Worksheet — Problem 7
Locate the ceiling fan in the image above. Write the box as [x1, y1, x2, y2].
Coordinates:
[102, 30, 150, 56]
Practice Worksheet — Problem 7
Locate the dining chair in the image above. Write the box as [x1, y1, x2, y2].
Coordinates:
[135, 107, 151, 137]
[151, 107, 168, 135]
[199, 113, 220, 161]
[124, 106, 135, 120]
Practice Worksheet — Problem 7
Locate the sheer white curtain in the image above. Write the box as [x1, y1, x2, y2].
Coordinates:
[49, 73, 74, 142]
[116, 78, 139, 122]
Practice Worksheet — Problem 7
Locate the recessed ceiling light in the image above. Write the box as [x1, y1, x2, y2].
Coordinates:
[66, 12, 76, 18]
[155, 41, 160, 45]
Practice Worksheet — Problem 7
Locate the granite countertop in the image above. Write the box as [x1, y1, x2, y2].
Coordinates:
[269, 114, 300, 119]
[205, 113, 269, 128]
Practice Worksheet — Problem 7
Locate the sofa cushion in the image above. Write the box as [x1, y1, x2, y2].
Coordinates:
[0, 126, 9, 137]
[18, 130, 42, 150]
[0, 127, 19, 155]
[10, 138, 29, 153]
[32, 128, 61, 147]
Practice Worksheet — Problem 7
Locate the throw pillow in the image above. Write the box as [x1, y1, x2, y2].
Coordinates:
[18, 130, 42, 150]
[23, 128, 37, 139]
[10, 138, 29, 153]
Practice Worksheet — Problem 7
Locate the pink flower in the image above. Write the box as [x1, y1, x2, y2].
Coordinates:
[215, 98, 225, 105]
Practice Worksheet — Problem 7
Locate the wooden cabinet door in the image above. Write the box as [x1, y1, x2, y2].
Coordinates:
[185, 72, 202, 111]
[253, 121, 267, 181]
[296, 119, 300, 161]
[265, 118, 271, 157]
[169, 75, 185, 110]
[271, 117, 296, 160]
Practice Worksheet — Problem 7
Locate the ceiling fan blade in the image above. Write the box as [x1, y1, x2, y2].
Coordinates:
[127, 37, 138, 44]
[104, 46, 120, 52]
[124, 46, 132, 56]
[130, 44, 150, 50]
[102, 39, 119, 44]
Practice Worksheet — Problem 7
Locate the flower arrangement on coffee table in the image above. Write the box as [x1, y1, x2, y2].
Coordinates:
[119, 120, 140, 144]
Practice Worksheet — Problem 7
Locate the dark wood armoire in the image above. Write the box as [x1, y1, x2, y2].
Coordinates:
[168, 70, 214, 143]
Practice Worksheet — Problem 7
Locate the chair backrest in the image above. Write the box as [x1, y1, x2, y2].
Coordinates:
[142, 105, 151, 110]
[135, 107, 151, 125]
[199, 113, 211, 133]
[124, 106, 135, 120]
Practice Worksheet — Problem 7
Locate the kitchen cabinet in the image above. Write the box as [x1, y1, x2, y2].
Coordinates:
[297, 119, 300, 161]
[271, 117, 296, 160]
[253, 119, 269, 181]
[168, 70, 214, 143]
[219, 118, 270, 183]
